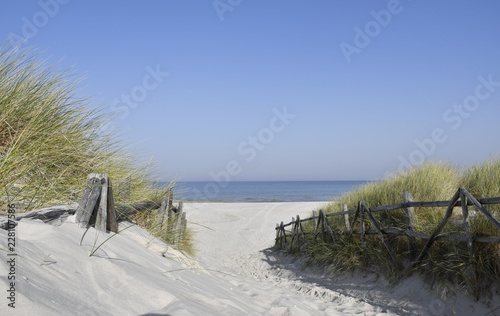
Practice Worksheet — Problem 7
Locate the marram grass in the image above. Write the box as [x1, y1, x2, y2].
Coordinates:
[293, 162, 500, 299]
[0, 46, 192, 254]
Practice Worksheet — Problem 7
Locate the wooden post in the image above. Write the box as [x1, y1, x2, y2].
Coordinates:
[106, 178, 117, 233]
[281, 221, 287, 245]
[343, 204, 351, 233]
[404, 191, 417, 261]
[157, 189, 171, 227]
[76, 174, 102, 228]
[297, 215, 305, 243]
[76, 174, 117, 233]
[95, 175, 108, 232]
[275, 223, 280, 248]
[320, 211, 326, 242]
[460, 189, 474, 256]
[295, 215, 303, 247]
[289, 216, 296, 251]
[359, 201, 366, 248]
[166, 194, 175, 233]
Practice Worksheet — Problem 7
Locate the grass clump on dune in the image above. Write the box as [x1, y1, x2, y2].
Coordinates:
[295, 162, 500, 298]
[0, 46, 192, 254]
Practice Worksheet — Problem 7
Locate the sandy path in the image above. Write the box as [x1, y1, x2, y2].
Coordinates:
[185, 202, 396, 315]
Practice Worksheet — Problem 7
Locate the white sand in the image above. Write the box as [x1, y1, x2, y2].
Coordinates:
[1, 202, 499, 315]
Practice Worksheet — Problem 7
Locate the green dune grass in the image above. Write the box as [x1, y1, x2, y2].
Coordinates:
[0, 46, 191, 253]
[294, 162, 500, 299]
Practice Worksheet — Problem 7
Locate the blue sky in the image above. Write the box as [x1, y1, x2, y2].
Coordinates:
[2, 1, 500, 181]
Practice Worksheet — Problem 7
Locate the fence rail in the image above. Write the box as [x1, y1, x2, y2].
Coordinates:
[275, 187, 500, 267]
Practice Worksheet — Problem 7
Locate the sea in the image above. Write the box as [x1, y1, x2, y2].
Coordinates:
[170, 181, 368, 203]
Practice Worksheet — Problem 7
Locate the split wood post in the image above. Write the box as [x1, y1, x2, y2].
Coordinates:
[404, 191, 417, 261]
[76, 175, 102, 228]
[343, 204, 351, 233]
[76, 174, 118, 233]
[106, 178, 118, 233]
[95, 175, 108, 232]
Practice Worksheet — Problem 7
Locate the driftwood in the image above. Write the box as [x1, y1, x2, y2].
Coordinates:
[16, 205, 78, 224]
[0, 205, 78, 230]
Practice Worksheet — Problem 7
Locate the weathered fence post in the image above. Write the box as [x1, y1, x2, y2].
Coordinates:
[460, 189, 474, 256]
[106, 178, 118, 233]
[343, 204, 351, 233]
[275, 223, 280, 248]
[289, 216, 296, 251]
[404, 191, 417, 261]
[358, 201, 366, 248]
[76, 174, 118, 233]
[280, 221, 286, 247]
[157, 188, 171, 227]
[296, 215, 303, 247]
[312, 210, 318, 236]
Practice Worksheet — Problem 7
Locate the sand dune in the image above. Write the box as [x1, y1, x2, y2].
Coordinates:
[1, 202, 498, 315]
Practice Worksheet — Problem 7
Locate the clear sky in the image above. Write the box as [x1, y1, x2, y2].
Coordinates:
[2, 1, 500, 181]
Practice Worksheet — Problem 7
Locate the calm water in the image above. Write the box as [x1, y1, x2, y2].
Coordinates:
[171, 181, 368, 202]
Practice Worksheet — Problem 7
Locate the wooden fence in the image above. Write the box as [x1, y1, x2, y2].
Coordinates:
[275, 187, 500, 267]
[76, 174, 187, 244]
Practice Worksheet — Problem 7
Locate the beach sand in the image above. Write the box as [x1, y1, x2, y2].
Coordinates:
[1, 202, 498, 315]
